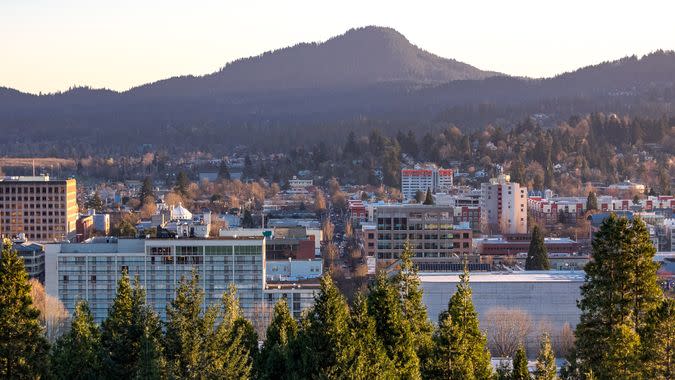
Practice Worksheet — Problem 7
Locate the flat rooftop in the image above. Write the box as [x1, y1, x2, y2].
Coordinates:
[420, 271, 585, 283]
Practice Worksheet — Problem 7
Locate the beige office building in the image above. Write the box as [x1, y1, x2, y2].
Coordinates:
[0, 176, 78, 242]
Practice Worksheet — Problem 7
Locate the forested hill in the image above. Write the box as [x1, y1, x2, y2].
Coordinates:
[0, 26, 674, 154]
[129, 26, 500, 96]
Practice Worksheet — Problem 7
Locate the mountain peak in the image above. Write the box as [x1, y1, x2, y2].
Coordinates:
[131, 27, 499, 96]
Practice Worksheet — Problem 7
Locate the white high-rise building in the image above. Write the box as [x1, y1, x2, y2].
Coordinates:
[480, 174, 528, 234]
[401, 164, 453, 199]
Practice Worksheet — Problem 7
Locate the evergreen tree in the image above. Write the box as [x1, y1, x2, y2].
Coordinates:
[288, 274, 352, 378]
[139, 177, 155, 204]
[534, 333, 556, 380]
[241, 209, 254, 228]
[163, 273, 208, 379]
[131, 277, 163, 379]
[429, 266, 492, 379]
[218, 161, 231, 180]
[525, 226, 550, 270]
[135, 324, 163, 380]
[51, 300, 102, 379]
[512, 344, 530, 380]
[203, 284, 252, 379]
[344, 131, 360, 157]
[585, 191, 598, 211]
[495, 360, 513, 380]
[117, 219, 137, 237]
[367, 272, 420, 379]
[258, 298, 297, 380]
[659, 167, 671, 195]
[423, 188, 434, 205]
[174, 171, 190, 196]
[0, 239, 49, 379]
[640, 298, 674, 380]
[393, 241, 434, 376]
[100, 269, 137, 379]
[85, 192, 104, 212]
[511, 157, 526, 185]
[544, 154, 555, 190]
[345, 294, 397, 379]
[242, 155, 255, 180]
[573, 214, 663, 378]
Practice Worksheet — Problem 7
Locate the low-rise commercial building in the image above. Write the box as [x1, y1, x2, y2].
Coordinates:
[421, 271, 584, 353]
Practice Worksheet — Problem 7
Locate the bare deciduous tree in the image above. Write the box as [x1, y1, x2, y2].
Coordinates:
[484, 307, 533, 357]
[29, 279, 70, 343]
[249, 301, 275, 341]
[554, 322, 575, 358]
[322, 219, 334, 242]
[314, 190, 326, 212]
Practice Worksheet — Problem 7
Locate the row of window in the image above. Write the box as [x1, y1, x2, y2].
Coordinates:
[0, 186, 66, 194]
[378, 233, 471, 240]
[1, 210, 67, 216]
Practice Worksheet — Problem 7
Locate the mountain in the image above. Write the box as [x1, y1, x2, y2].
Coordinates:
[129, 26, 500, 96]
[0, 27, 674, 154]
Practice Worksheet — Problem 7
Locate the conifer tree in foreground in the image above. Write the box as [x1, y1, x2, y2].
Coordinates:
[130, 276, 164, 379]
[100, 270, 161, 379]
[258, 298, 297, 380]
[0, 239, 49, 379]
[367, 271, 421, 379]
[202, 283, 253, 379]
[345, 294, 397, 379]
[534, 333, 557, 380]
[571, 215, 663, 379]
[429, 266, 492, 379]
[135, 324, 163, 380]
[51, 300, 102, 379]
[512, 344, 530, 380]
[394, 240, 434, 376]
[163, 273, 209, 379]
[525, 225, 549, 270]
[288, 274, 352, 378]
[640, 298, 674, 380]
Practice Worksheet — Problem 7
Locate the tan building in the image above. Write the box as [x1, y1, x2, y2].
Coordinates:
[0, 176, 78, 242]
[480, 174, 527, 234]
[374, 204, 476, 271]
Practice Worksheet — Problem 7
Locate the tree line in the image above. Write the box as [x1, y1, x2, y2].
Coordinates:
[0, 214, 673, 379]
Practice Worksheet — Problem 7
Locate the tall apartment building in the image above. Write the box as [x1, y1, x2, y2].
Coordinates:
[401, 165, 453, 199]
[374, 204, 477, 271]
[480, 174, 527, 234]
[0, 176, 78, 242]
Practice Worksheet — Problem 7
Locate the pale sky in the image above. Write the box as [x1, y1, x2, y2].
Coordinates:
[2, 0, 675, 94]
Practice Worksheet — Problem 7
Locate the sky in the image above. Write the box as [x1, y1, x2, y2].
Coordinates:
[2, 0, 675, 94]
